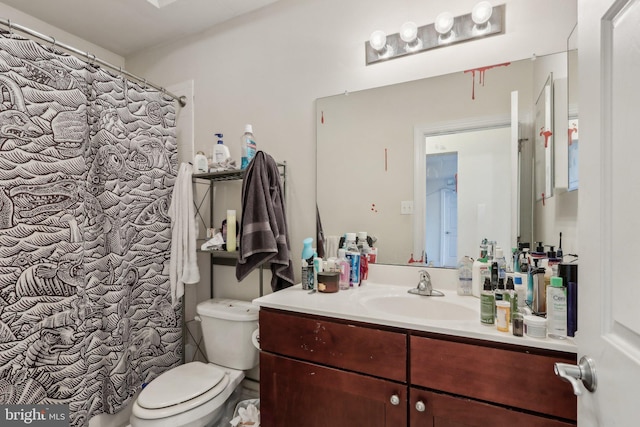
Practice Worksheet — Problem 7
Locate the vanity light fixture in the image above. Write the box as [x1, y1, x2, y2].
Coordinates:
[369, 30, 394, 59]
[365, 3, 505, 65]
[400, 21, 422, 52]
[471, 1, 493, 35]
[434, 12, 455, 44]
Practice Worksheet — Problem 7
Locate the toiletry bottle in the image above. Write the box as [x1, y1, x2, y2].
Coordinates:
[513, 274, 526, 309]
[301, 237, 315, 290]
[547, 276, 567, 339]
[457, 256, 474, 296]
[357, 232, 370, 285]
[558, 263, 578, 337]
[194, 151, 208, 173]
[512, 309, 524, 336]
[471, 257, 490, 297]
[494, 278, 505, 317]
[505, 276, 517, 322]
[226, 210, 236, 252]
[491, 261, 499, 290]
[313, 251, 323, 288]
[241, 124, 257, 169]
[344, 233, 361, 287]
[495, 247, 507, 283]
[213, 133, 230, 163]
[480, 277, 495, 325]
[337, 249, 351, 291]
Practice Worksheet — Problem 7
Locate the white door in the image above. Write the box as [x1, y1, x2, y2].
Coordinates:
[441, 188, 458, 267]
[575, 0, 640, 425]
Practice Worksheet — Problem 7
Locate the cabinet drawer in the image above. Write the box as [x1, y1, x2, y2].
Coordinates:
[410, 389, 575, 427]
[260, 309, 407, 382]
[410, 335, 576, 421]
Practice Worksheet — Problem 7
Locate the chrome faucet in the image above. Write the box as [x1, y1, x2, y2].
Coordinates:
[408, 269, 444, 296]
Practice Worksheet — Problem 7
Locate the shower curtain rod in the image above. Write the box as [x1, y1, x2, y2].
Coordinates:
[0, 18, 187, 107]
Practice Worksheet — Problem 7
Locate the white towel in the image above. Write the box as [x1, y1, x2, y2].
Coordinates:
[168, 162, 200, 306]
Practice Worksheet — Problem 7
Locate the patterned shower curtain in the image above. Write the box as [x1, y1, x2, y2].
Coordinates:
[0, 31, 182, 426]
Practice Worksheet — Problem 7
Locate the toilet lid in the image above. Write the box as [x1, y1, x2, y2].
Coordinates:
[138, 362, 226, 410]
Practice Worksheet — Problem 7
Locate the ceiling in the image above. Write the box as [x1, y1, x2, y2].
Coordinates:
[1, 0, 280, 57]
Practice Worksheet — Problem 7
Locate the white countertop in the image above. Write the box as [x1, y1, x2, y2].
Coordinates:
[253, 265, 577, 354]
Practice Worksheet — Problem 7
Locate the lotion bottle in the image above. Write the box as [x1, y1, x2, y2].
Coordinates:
[212, 133, 230, 163]
[547, 276, 567, 339]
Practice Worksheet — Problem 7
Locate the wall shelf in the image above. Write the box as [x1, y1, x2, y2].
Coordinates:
[192, 162, 286, 298]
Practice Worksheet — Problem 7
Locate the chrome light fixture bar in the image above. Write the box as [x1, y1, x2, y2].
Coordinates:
[365, 3, 505, 66]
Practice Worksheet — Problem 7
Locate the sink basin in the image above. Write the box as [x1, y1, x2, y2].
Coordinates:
[360, 294, 477, 321]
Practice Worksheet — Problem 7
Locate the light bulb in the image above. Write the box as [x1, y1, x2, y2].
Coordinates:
[434, 12, 454, 35]
[472, 1, 493, 25]
[369, 30, 387, 51]
[400, 21, 418, 43]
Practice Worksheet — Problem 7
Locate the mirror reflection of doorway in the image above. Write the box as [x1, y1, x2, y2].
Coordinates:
[425, 153, 458, 267]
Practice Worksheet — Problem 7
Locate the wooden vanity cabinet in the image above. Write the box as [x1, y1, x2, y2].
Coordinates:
[259, 308, 407, 427]
[410, 334, 577, 425]
[259, 308, 577, 427]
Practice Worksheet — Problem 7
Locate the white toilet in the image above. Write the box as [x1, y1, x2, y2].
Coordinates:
[129, 299, 259, 427]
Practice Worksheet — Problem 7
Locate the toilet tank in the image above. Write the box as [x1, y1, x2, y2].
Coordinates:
[196, 298, 259, 370]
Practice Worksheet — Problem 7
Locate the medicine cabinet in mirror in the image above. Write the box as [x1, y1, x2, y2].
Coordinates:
[317, 52, 568, 266]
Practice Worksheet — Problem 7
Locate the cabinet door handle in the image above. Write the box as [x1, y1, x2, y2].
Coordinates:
[415, 400, 426, 412]
[390, 394, 400, 406]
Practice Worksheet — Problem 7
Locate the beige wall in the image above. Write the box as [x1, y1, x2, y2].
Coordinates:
[124, 0, 577, 303]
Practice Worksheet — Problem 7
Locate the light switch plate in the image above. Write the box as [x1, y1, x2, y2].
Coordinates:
[401, 200, 414, 215]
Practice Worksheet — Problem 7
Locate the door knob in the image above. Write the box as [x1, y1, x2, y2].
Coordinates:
[554, 355, 597, 396]
[390, 394, 400, 405]
[415, 400, 426, 412]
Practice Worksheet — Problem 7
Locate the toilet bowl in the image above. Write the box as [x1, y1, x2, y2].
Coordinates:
[129, 299, 259, 427]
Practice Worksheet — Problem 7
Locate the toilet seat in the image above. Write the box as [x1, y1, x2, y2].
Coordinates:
[133, 362, 230, 420]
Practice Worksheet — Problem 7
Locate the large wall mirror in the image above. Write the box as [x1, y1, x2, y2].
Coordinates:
[317, 52, 567, 266]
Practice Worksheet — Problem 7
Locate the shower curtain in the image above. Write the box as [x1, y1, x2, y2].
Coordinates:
[0, 31, 182, 426]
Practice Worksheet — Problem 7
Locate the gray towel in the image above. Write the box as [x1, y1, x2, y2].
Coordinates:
[236, 151, 295, 291]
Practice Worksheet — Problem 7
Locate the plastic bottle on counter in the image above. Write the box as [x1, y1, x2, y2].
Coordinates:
[357, 232, 370, 285]
[480, 278, 495, 325]
[472, 257, 490, 297]
[344, 233, 361, 287]
[301, 237, 315, 290]
[547, 276, 567, 339]
[457, 256, 474, 296]
[241, 124, 257, 170]
[495, 247, 507, 283]
[337, 249, 351, 291]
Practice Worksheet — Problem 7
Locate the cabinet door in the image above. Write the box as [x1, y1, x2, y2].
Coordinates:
[410, 389, 575, 427]
[261, 352, 407, 427]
